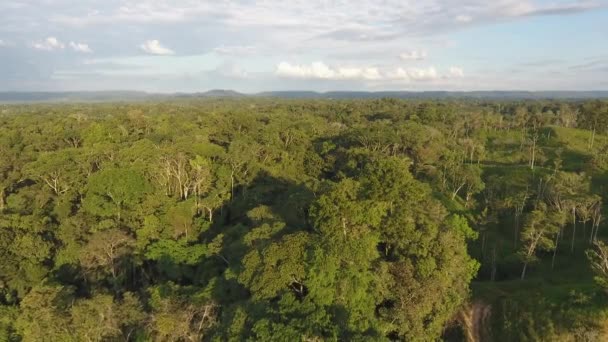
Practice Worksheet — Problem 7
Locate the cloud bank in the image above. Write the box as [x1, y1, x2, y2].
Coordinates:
[276, 62, 464, 82]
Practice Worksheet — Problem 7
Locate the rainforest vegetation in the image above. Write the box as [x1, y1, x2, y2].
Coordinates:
[1, 98, 608, 341]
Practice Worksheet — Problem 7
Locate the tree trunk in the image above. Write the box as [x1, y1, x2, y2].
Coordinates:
[230, 170, 235, 202]
[552, 231, 560, 270]
[513, 211, 521, 249]
[110, 257, 120, 294]
[530, 139, 536, 170]
[591, 213, 598, 244]
[521, 262, 528, 280]
[451, 182, 465, 200]
[571, 206, 577, 253]
[582, 221, 587, 242]
[594, 214, 602, 242]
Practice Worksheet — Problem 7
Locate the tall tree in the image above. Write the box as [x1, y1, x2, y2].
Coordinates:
[519, 204, 559, 280]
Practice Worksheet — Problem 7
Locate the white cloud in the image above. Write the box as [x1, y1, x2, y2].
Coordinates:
[32, 37, 65, 51]
[69, 42, 93, 53]
[140, 40, 175, 55]
[0, 39, 5, 46]
[277, 61, 463, 82]
[393, 67, 439, 81]
[399, 50, 427, 61]
[276, 62, 382, 81]
[32, 38, 93, 53]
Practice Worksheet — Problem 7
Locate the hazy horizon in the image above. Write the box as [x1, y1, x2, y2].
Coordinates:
[3, 89, 608, 95]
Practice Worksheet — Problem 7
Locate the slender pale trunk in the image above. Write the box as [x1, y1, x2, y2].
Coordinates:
[109, 248, 119, 294]
[451, 182, 465, 200]
[594, 214, 602, 242]
[582, 221, 587, 241]
[571, 206, 577, 253]
[530, 139, 536, 170]
[230, 170, 235, 202]
[522, 238, 538, 280]
[552, 231, 560, 270]
[591, 211, 599, 244]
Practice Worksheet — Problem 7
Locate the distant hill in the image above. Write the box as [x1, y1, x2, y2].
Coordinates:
[1, 90, 608, 103]
[256, 91, 324, 99]
[257, 91, 608, 100]
[175, 89, 246, 98]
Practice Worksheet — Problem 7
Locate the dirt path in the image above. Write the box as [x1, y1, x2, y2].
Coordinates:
[461, 301, 492, 342]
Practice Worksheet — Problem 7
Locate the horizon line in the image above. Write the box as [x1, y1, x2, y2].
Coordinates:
[2, 89, 608, 95]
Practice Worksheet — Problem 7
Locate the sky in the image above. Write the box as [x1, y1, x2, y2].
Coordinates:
[0, 0, 607, 93]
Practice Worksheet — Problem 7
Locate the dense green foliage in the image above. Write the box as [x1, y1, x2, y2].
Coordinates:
[1, 99, 608, 341]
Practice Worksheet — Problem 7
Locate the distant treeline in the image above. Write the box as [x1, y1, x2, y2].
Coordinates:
[2, 90, 608, 103]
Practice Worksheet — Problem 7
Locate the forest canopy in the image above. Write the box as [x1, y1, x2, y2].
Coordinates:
[1, 98, 608, 341]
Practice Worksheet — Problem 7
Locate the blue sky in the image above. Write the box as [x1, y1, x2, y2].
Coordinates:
[0, 0, 607, 92]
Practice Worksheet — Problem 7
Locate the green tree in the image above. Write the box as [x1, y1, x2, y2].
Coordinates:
[586, 241, 608, 291]
[519, 204, 560, 280]
[14, 285, 75, 342]
[79, 229, 135, 291]
[83, 168, 151, 221]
